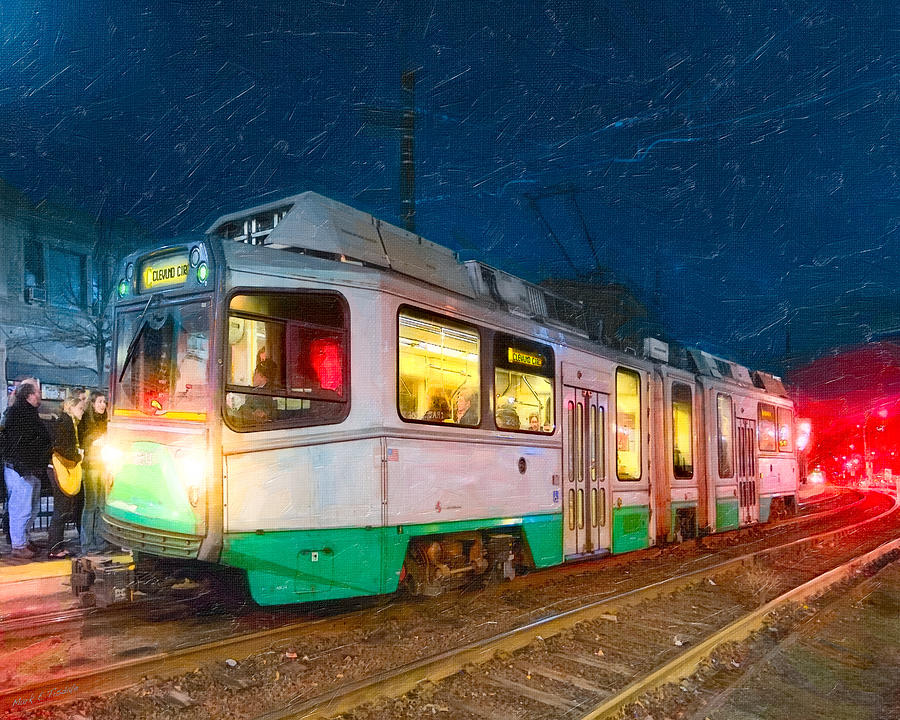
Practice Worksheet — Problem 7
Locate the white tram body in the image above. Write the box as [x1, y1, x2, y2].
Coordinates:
[101, 192, 798, 605]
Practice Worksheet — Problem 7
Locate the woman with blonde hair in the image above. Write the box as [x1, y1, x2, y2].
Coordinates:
[47, 393, 84, 558]
[79, 390, 109, 554]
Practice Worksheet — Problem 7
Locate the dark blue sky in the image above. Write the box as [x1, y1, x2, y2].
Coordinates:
[1, 1, 897, 372]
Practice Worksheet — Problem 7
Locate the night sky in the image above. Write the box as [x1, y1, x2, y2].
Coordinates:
[1, 1, 897, 372]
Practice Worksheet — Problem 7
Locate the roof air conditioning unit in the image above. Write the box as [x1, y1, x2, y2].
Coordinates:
[643, 337, 669, 363]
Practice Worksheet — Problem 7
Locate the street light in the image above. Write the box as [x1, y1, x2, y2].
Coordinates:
[861, 407, 889, 485]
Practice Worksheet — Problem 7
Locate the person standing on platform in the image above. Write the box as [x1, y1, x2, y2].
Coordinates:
[0, 393, 9, 545]
[79, 391, 109, 554]
[1, 382, 51, 559]
[47, 394, 84, 558]
[70, 387, 88, 538]
[1, 377, 42, 546]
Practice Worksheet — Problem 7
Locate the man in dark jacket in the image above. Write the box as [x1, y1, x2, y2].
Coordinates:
[1, 382, 52, 559]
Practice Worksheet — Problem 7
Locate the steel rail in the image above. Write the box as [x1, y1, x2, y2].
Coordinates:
[578, 537, 900, 719]
[681, 556, 893, 720]
[1, 491, 853, 641]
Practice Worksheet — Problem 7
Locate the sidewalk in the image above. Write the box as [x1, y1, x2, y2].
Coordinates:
[0, 527, 129, 584]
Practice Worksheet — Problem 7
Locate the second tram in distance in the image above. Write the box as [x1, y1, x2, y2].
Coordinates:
[99, 192, 799, 605]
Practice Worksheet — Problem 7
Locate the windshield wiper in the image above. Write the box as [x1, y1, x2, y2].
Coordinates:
[118, 294, 160, 383]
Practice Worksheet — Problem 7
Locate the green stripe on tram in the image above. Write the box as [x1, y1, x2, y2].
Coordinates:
[611, 505, 650, 554]
[222, 513, 562, 606]
[758, 495, 772, 523]
[716, 497, 739, 531]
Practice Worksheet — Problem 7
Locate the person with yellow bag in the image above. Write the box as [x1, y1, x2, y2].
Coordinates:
[47, 394, 85, 559]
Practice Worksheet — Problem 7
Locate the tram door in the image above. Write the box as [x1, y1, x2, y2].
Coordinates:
[562, 387, 610, 558]
[736, 418, 759, 525]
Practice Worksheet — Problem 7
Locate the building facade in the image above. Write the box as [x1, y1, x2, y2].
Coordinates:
[0, 179, 150, 411]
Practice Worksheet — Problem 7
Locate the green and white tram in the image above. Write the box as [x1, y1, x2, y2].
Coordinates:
[100, 192, 797, 606]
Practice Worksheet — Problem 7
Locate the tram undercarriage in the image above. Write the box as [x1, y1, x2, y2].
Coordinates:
[402, 531, 521, 596]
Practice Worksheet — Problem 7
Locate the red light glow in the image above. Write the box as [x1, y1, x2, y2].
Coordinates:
[310, 337, 343, 394]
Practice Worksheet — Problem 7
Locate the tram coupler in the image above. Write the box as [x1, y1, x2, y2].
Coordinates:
[71, 557, 136, 608]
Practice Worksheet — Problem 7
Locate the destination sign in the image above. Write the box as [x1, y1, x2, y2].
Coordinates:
[140, 252, 191, 292]
[508, 348, 544, 368]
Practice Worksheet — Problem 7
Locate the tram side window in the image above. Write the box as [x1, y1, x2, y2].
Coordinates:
[616, 368, 641, 480]
[493, 335, 554, 433]
[777, 407, 794, 452]
[717, 393, 734, 478]
[398, 308, 480, 426]
[225, 292, 348, 431]
[757, 403, 777, 451]
[672, 382, 693, 479]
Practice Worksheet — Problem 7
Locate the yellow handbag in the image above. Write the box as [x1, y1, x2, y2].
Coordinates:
[51, 452, 83, 497]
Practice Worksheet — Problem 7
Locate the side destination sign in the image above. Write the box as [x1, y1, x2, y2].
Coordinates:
[140, 252, 191, 292]
[508, 348, 544, 368]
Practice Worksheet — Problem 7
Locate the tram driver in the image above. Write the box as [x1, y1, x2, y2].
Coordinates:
[232, 359, 279, 426]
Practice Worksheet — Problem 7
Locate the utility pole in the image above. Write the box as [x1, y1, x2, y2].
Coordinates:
[400, 70, 416, 233]
[355, 70, 418, 233]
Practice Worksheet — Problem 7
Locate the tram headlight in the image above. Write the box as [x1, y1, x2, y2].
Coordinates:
[174, 448, 205, 508]
[101, 441, 125, 476]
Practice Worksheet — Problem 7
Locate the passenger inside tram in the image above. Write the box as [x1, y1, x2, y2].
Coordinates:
[421, 393, 451, 422]
[455, 388, 479, 425]
[496, 400, 521, 429]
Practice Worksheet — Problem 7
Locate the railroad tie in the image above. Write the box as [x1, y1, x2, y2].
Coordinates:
[442, 695, 523, 720]
[512, 660, 611, 695]
[550, 650, 637, 678]
[483, 675, 580, 710]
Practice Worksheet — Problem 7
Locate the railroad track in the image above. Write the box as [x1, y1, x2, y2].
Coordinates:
[252, 494, 899, 720]
[0, 489, 891, 718]
[0, 488, 861, 645]
[674, 549, 900, 720]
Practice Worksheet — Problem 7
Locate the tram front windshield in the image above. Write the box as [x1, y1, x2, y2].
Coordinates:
[114, 299, 212, 417]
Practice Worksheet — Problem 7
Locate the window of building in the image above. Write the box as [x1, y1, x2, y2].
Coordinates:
[23, 240, 45, 301]
[672, 382, 693, 479]
[24, 241, 44, 287]
[717, 393, 734, 478]
[224, 291, 349, 431]
[777, 407, 794, 452]
[22, 242, 87, 308]
[616, 367, 641, 480]
[757, 403, 777, 451]
[493, 334, 554, 433]
[48, 247, 86, 308]
[398, 308, 480, 425]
